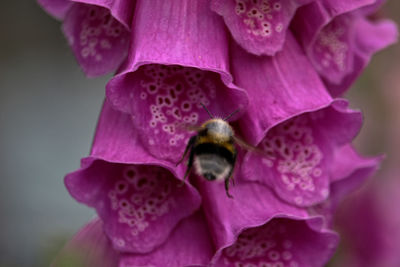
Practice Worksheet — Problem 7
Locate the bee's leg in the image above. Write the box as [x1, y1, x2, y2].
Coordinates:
[179, 149, 195, 186]
[224, 177, 234, 198]
[183, 149, 195, 181]
[176, 136, 196, 166]
[229, 153, 237, 186]
[230, 176, 236, 186]
[224, 153, 236, 198]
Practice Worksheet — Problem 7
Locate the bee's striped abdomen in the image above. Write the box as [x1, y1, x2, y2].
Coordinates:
[194, 143, 236, 164]
[193, 143, 236, 181]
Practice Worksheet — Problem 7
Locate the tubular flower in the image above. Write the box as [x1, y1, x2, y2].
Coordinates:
[38, 0, 397, 266]
[52, 218, 119, 267]
[291, 0, 397, 96]
[66, 101, 203, 253]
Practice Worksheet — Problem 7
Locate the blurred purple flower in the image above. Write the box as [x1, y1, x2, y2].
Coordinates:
[52, 212, 215, 267]
[327, 171, 400, 267]
[38, 0, 397, 266]
[52, 218, 120, 267]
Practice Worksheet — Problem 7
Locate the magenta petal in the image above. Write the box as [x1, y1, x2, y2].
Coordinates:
[359, 0, 385, 15]
[313, 0, 375, 16]
[65, 101, 202, 253]
[197, 177, 336, 267]
[52, 219, 119, 267]
[292, 1, 398, 95]
[71, 0, 136, 29]
[196, 176, 307, 250]
[232, 33, 332, 146]
[325, 17, 398, 96]
[62, 3, 130, 77]
[308, 145, 381, 228]
[213, 217, 338, 267]
[329, 145, 382, 183]
[66, 160, 201, 254]
[292, 0, 375, 47]
[120, 211, 214, 267]
[334, 173, 400, 267]
[107, 0, 248, 162]
[242, 100, 362, 207]
[211, 0, 313, 56]
[37, 0, 72, 19]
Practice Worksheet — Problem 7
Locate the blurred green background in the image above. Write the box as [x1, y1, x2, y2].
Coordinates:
[0, 1, 398, 266]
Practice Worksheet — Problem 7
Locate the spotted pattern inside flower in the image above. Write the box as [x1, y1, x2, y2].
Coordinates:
[221, 219, 299, 267]
[259, 114, 326, 205]
[77, 5, 127, 62]
[107, 165, 176, 238]
[311, 15, 351, 83]
[133, 64, 223, 161]
[211, 0, 311, 55]
[65, 160, 202, 253]
[234, 0, 284, 38]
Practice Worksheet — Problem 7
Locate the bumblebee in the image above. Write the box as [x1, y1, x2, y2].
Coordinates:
[176, 104, 244, 198]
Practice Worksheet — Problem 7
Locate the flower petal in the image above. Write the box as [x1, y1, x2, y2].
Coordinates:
[231, 32, 332, 146]
[213, 216, 338, 267]
[120, 211, 214, 267]
[308, 145, 382, 227]
[334, 171, 400, 267]
[313, 0, 375, 15]
[37, 0, 72, 19]
[326, 17, 397, 96]
[62, 3, 130, 77]
[106, 0, 248, 162]
[211, 0, 313, 56]
[71, 0, 136, 29]
[329, 144, 382, 183]
[196, 176, 337, 267]
[242, 100, 362, 207]
[65, 101, 202, 253]
[52, 218, 120, 267]
[196, 175, 307, 250]
[37, 0, 135, 28]
[292, 1, 398, 96]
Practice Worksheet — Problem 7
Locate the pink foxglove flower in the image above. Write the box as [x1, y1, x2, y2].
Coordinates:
[232, 35, 363, 207]
[66, 101, 343, 266]
[38, 0, 397, 266]
[63, 98, 381, 266]
[292, 0, 397, 96]
[66, 101, 202, 253]
[39, 0, 133, 77]
[52, 212, 215, 267]
[210, 0, 315, 56]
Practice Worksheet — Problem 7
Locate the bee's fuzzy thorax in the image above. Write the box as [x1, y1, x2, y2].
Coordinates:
[202, 118, 234, 142]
